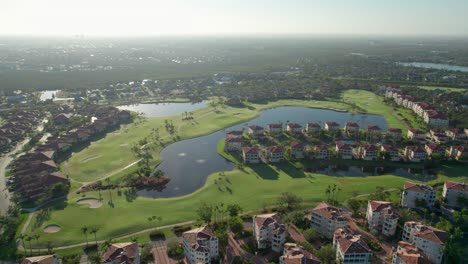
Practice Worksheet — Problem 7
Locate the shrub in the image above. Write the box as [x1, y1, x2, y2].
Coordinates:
[149, 230, 165, 241]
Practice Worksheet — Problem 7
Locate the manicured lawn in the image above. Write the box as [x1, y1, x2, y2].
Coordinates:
[26, 90, 466, 249]
[416, 86, 467, 92]
[341, 89, 410, 132]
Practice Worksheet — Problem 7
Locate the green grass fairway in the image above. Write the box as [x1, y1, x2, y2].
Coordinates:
[25, 90, 462, 248]
[341, 89, 409, 131]
[416, 86, 467, 92]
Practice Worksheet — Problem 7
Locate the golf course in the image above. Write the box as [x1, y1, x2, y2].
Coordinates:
[22, 90, 467, 248]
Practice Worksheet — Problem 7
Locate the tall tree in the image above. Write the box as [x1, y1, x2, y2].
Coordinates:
[90, 226, 100, 248]
[196, 203, 213, 224]
[81, 225, 89, 247]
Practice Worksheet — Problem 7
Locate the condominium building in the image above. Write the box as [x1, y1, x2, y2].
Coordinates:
[307, 202, 347, 238]
[402, 222, 448, 264]
[442, 181, 468, 208]
[366, 201, 399, 236]
[333, 228, 372, 264]
[253, 213, 287, 253]
[182, 226, 219, 264]
[401, 182, 435, 208]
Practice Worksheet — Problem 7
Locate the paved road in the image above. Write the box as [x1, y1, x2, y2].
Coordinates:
[0, 138, 30, 215]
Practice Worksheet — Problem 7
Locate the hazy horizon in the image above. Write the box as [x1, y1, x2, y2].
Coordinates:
[2, 0, 468, 37]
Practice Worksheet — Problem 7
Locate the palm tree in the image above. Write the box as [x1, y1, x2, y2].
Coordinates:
[90, 226, 100, 248]
[106, 177, 113, 204]
[18, 233, 27, 256]
[46, 241, 53, 254]
[325, 185, 331, 201]
[81, 225, 89, 247]
[25, 235, 33, 256]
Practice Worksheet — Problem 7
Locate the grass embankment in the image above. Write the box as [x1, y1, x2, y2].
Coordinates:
[24, 90, 467, 249]
[416, 86, 467, 92]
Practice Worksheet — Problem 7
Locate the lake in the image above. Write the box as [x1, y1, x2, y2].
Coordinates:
[117, 101, 208, 117]
[138, 106, 389, 198]
[398, 62, 468, 72]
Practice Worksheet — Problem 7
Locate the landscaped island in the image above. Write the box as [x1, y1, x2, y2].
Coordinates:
[22, 90, 467, 250]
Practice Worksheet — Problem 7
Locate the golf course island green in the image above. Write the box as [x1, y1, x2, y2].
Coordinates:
[24, 90, 467, 248]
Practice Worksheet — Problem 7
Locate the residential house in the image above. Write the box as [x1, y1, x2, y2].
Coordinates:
[21, 255, 59, 264]
[423, 110, 449, 128]
[387, 128, 402, 141]
[447, 146, 468, 161]
[225, 137, 243, 152]
[380, 145, 400, 161]
[248, 125, 264, 138]
[401, 182, 435, 208]
[280, 243, 321, 264]
[404, 146, 426, 162]
[336, 142, 353, 159]
[287, 123, 302, 134]
[253, 213, 287, 253]
[266, 145, 284, 163]
[358, 144, 378, 161]
[290, 141, 305, 159]
[392, 241, 429, 264]
[226, 130, 243, 139]
[103, 242, 140, 264]
[366, 201, 399, 236]
[402, 222, 448, 264]
[442, 181, 468, 208]
[445, 128, 467, 142]
[333, 228, 372, 264]
[314, 145, 329, 159]
[307, 202, 347, 238]
[242, 147, 259, 164]
[344, 122, 359, 135]
[267, 123, 283, 135]
[54, 113, 74, 124]
[407, 129, 425, 143]
[413, 102, 435, 117]
[424, 144, 446, 159]
[325, 122, 340, 132]
[305, 123, 321, 133]
[182, 226, 219, 264]
[430, 129, 449, 144]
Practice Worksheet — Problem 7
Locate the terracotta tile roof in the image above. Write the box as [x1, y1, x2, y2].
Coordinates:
[307, 123, 321, 128]
[336, 142, 352, 150]
[311, 202, 345, 221]
[414, 225, 449, 245]
[268, 123, 283, 128]
[334, 228, 371, 255]
[381, 144, 398, 152]
[408, 128, 424, 135]
[361, 144, 377, 151]
[315, 145, 328, 151]
[102, 242, 139, 264]
[291, 141, 305, 149]
[254, 213, 286, 235]
[226, 137, 242, 142]
[367, 125, 381, 131]
[267, 145, 283, 153]
[325, 121, 339, 127]
[226, 130, 243, 136]
[287, 123, 302, 129]
[21, 255, 57, 264]
[242, 147, 258, 154]
[345, 122, 359, 128]
[387, 128, 402, 133]
[249, 125, 264, 131]
[395, 241, 430, 264]
[403, 182, 433, 194]
[281, 243, 322, 264]
[406, 146, 425, 153]
[445, 181, 467, 193]
[182, 226, 217, 252]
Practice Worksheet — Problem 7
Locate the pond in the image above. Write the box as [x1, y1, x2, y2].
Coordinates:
[117, 101, 208, 118]
[138, 106, 390, 198]
[398, 62, 468, 72]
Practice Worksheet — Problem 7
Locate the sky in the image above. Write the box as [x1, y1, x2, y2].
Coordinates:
[1, 0, 467, 36]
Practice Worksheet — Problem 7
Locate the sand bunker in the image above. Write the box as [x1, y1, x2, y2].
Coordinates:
[120, 143, 128, 147]
[81, 155, 102, 163]
[77, 198, 103, 208]
[43, 224, 61, 233]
